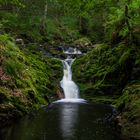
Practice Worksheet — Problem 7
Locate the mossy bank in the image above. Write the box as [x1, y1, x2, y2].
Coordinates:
[73, 43, 140, 139]
[0, 34, 63, 127]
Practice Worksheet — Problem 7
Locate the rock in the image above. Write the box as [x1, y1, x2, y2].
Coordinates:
[56, 86, 65, 99]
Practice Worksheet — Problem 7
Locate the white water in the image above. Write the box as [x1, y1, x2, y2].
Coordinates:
[55, 48, 86, 103]
[63, 47, 82, 55]
[60, 57, 79, 99]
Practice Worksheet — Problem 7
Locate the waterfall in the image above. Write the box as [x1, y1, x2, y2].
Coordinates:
[60, 57, 79, 99]
[54, 47, 86, 103]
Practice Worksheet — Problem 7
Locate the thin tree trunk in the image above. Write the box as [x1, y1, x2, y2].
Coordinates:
[40, 1, 47, 34]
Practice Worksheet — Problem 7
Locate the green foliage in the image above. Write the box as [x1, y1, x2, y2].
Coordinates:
[1, 12, 19, 30]
[119, 26, 129, 37]
[4, 59, 23, 77]
[0, 34, 13, 44]
[10, 96, 27, 113]
[0, 34, 62, 119]
[0, 88, 10, 103]
[1, 0, 139, 44]
[119, 48, 131, 66]
[73, 40, 140, 139]
[46, 19, 58, 35]
[115, 82, 140, 139]
[0, 0, 22, 6]
[0, 36, 26, 78]
[73, 43, 135, 97]
[105, 7, 124, 33]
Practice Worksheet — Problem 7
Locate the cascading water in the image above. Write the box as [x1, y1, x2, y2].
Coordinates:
[57, 47, 86, 103]
[60, 57, 79, 99]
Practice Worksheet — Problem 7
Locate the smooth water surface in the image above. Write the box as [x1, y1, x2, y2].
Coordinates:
[0, 102, 121, 140]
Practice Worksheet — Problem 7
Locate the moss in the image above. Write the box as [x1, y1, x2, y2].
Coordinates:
[0, 34, 62, 125]
[0, 88, 10, 103]
[73, 43, 133, 98]
[4, 59, 24, 77]
[118, 48, 131, 66]
[115, 90, 130, 110]
[10, 96, 28, 114]
[115, 83, 140, 139]
[72, 42, 140, 139]
[74, 37, 91, 46]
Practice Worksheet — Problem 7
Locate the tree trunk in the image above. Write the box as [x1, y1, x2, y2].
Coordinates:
[40, 2, 47, 35]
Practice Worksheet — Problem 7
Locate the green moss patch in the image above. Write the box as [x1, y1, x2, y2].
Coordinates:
[0, 34, 62, 125]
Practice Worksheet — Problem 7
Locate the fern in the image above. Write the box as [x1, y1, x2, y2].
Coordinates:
[119, 49, 131, 66]
[119, 26, 129, 37]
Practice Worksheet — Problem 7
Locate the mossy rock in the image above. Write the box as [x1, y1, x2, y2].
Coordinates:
[74, 37, 91, 46]
[115, 83, 140, 139]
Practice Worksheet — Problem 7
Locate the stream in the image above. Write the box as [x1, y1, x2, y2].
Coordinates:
[0, 48, 121, 140]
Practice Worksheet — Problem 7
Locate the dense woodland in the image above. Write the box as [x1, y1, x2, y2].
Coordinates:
[0, 0, 140, 139]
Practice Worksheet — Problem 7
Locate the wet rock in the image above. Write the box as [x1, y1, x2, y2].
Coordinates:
[56, 86, 65, 99]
